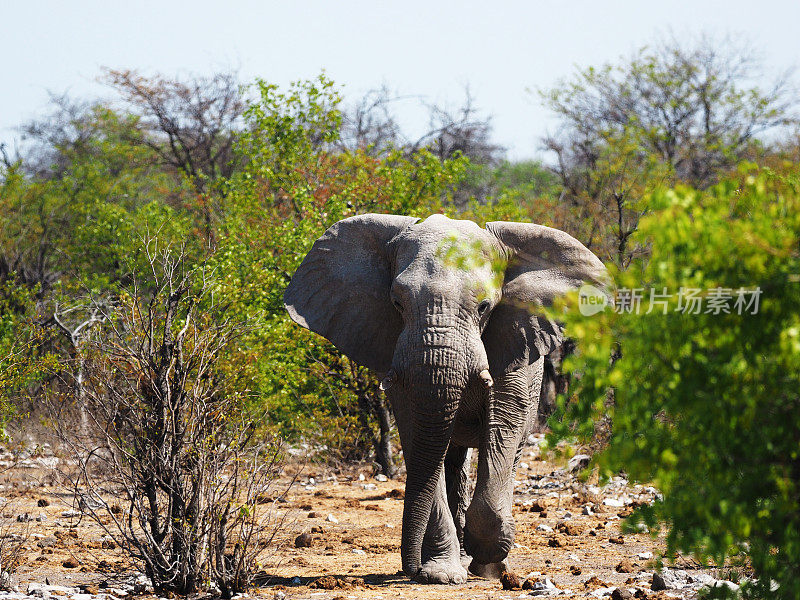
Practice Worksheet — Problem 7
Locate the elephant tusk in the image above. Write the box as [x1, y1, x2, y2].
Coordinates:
[380, 369, 397, 392]
[479, 369, 494, 388]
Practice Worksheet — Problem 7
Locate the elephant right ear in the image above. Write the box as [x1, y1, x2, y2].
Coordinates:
[284, 214, 418, 372]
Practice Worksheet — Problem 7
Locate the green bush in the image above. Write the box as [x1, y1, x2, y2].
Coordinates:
[552, 167, 800, 599]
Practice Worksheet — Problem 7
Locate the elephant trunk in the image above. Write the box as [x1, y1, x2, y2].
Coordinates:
[399, 327, 474, 578]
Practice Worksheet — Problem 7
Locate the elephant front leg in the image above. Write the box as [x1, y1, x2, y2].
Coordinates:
[389, 390, 467, 584]
[416, 467, 468, 584]
[465, 358, 544, 570]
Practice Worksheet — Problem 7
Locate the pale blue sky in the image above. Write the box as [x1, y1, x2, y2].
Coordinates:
[2, 0, 799, 160]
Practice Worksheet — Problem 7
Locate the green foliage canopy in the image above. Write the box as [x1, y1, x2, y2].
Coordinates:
[552, 168, 800, 598]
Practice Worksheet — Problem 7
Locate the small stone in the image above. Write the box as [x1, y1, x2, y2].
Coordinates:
[358, 473, 366, 481]
[295, 533, 314, 548]
[519, 462, 529, 470]
[536, 524, 554, 533]
[274, 591, 286, 600]
[637, 551, 653, 560]
[615, 559, 634, 573]
[500, 571, 521, 590]
[609, 535, 625, 544]
[611, 588, 634, 600]
[361, 483, 377, 491]
[547, 536, 563, 548]
[582, 504, 595, 516]
[603, 498, 625, 508]
[584, 576, 608, 590]
[561, 521, 583, 535]
[569, 565, 582, 575]
[529, 499, 547, 512]
[651, 572, 667, 591]
[37, 498, 50, 507]
[375, 473, 388, 482]
[522, 578, 536, 590]
[63, 558, 79, 568]
[326, 513, 339, 523]
[351, 548, 366, 555]
[307, 511, 318, 518]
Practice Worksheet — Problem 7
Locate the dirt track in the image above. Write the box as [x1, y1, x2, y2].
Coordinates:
[0, 439, 733, 600]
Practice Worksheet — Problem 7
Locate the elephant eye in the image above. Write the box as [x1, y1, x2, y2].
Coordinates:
[477, 299, 491, 316]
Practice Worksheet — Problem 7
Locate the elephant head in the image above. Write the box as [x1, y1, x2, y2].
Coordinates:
[284, 214, 605, 577]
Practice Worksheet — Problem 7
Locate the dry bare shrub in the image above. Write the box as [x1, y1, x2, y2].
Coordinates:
[49, 241, 290, 597]
[0, 498, 31, 591]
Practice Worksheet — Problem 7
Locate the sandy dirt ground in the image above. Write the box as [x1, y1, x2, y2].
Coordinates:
[0, 440, 733, 600]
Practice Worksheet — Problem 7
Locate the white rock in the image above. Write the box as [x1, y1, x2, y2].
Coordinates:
[535, 524, 554, 533]
[308, 477, 316, 485]
[62, 509, 81, 517]
[361, 483, 377, 491]
[637, 551, 654, 560]
[568, 454, 591, 471]
[582, 505, 594, 516]
[707, 580, 740, 593]
[384, 523, 394, 528]
[358, 473, 366, 481]
[519, 462, 529, 470]
[529, 577, 560, 596]
[326, 513, 339, 524]
[602, 498, 624, 507]
[352, 548, 366, 555]
[375, 474, 388, 482]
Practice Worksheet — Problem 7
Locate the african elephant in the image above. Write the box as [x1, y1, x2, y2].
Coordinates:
[284, 214, 605, 584]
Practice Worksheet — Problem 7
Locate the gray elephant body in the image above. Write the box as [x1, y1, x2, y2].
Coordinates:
[285, 214, 604, 584]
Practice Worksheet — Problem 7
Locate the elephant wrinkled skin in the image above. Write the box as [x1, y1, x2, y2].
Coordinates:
[284, 214, 605, 584]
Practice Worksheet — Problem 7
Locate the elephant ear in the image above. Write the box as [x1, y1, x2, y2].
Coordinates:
[284, 214, 418, 372]
[483, 221, 606, 374]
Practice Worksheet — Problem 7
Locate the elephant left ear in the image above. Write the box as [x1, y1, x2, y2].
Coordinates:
[482, 221, 607, 374]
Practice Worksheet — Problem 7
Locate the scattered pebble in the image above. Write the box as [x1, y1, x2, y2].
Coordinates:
[615, 559, 634, 573]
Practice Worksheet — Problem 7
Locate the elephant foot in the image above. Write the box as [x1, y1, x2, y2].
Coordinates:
[469, 558, 511, 579]
[414, 558, 468, 584]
